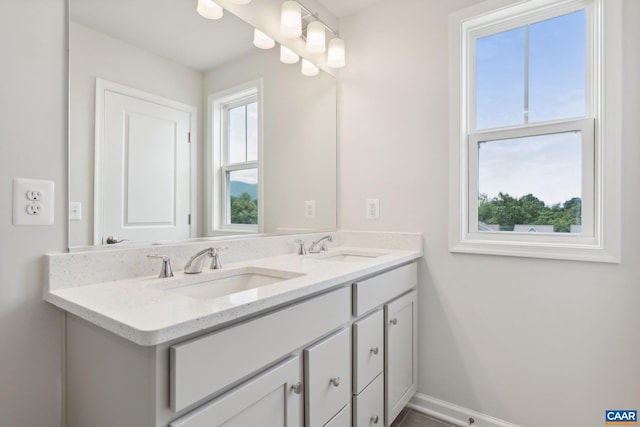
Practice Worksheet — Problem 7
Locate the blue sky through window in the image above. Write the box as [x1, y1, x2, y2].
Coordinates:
[476, 10, 586, 206]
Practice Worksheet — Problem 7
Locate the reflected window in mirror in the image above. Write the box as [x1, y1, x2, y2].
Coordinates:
[211, 81, 263, 234]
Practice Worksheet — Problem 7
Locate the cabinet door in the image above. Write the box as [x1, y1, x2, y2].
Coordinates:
[170, 357, 302, 427]
[305, 328, 351, 427]
[384, 290, 417, 426]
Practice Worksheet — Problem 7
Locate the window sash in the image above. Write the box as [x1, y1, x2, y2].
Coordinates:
[467, 118, 595, 242]
[222, 96, 258, 166]
[465, 0, 595, 133]
[221, 163, 258, 228]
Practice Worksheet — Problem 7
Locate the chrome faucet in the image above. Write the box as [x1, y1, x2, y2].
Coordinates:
[308, 235, 333, 253]
[184, 247, 224, 274]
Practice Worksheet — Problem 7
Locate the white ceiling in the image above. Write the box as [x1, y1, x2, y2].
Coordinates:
[315, 0, 385, 18]
[70, 0, 384, 72]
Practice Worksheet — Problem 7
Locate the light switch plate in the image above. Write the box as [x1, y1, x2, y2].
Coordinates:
[13, 178, 55, 225]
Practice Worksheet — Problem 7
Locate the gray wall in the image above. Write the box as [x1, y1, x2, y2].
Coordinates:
[338, 0, 640, 426]
[0, 0, 66, 425]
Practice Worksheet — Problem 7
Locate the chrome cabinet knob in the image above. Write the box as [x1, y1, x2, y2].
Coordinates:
[370, 346, 379, 355]
[390, 318, 398, 326]
[330, 377, 341, 387]
[371, 415, 379, 424]
[290, 382, 303, 394]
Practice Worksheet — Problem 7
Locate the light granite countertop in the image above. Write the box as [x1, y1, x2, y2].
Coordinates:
[45, 236, 422, 346]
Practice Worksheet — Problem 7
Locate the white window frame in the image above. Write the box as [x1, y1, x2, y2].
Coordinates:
[449, 0, 622, 262]
[207, 80, 264, 235]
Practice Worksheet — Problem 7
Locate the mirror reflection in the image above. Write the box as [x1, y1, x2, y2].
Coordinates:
[69, 0, 337, 249]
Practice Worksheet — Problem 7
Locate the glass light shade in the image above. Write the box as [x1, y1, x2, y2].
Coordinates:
[327, 37, 346, 68]
[280, 45, 300, 64]
[197, 0, 223, 19]
[281, 1, 302, 38]
[301, 59, 319, 76]
[253, 29, 275, 49]
[306, 21, 326, 53]
[229, 0, 252, 3]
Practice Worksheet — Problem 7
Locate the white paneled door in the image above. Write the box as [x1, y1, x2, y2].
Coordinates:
[95, 80, 195, 245]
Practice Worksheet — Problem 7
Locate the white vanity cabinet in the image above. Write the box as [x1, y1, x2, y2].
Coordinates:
[351, 262, 418, 427]
[62, 261, 418, 427]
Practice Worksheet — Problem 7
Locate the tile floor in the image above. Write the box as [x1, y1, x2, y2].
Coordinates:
[390, 408, 457, 427]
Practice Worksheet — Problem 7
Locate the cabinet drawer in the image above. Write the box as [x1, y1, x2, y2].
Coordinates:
[324, 404, 351, 427]
[352, 263, 417, 317]
[352, 309, 383, 394]
[304, 328, 351, 427]
[171, 286, 351, 412]
[353, 373, 383, 427]
[169, 356, 302, 427]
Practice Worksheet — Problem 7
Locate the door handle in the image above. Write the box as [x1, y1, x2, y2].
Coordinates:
[105, 236, 128, 244]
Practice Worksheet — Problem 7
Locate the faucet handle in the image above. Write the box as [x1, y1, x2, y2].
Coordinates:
[295, 239, 307, 255]
[147, 254, 174, 278]
[209, 246, 227, 270]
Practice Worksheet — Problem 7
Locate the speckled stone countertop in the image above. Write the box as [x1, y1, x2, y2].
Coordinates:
[44, 231, 422, 346]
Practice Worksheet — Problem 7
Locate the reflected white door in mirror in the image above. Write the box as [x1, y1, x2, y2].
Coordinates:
[94, 79, 197, 245]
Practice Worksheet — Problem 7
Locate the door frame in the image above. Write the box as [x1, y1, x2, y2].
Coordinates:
[93, 78, 198, 245]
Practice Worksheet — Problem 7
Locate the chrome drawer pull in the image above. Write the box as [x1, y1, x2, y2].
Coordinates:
[330, 377, 341, 387]
[390, 318, 398, 325]
[290, 382, 303, 394]
[371, 415, 379, 424]
[370, 346, 379, 355]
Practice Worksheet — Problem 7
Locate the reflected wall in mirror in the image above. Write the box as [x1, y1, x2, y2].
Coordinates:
[69, 0, 337, 249]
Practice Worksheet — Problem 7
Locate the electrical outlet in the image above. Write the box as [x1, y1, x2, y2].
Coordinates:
[366, 198, 380, 219]
[305, 200, 316, 219]
[27, 190, 42, 201]
[26, 203, 42, 215]
[13, 178, 55, 226]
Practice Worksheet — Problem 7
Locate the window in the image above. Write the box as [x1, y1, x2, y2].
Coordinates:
[209, 81, 262, 233]
[450, 0, 621, 262]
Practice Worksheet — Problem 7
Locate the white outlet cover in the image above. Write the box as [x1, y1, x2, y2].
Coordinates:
[366, 198, 380, 220]
[13, 178, 55, 226]
[305, 200, 316, 219]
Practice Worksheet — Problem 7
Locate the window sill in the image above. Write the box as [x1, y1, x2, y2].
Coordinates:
[449, 238, 620, 263]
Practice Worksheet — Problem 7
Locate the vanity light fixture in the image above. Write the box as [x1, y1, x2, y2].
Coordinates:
[279, 0, 346, 70]
[280, 45, 300, 64]
[281, 1, 302, 38]
[305, 21, 326, 53]
[327, 37, 346, 68]
[253, 29, 275, 49]
[301, 59, 319, 76]
[197, 0, 224, 19]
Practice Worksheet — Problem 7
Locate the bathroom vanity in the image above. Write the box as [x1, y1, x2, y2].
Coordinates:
[45, 232, 421, 427]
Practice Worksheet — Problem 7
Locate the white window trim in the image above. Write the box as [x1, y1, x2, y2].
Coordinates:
[449, 0, 622, 263]
[206, 79, 264, 235]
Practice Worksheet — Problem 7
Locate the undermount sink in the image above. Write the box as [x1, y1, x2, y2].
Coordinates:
[158, 267, 304, 300]
[316, 250, 387, 263]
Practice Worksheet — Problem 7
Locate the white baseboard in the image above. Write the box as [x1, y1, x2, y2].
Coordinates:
[407, 393, 522, 427]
